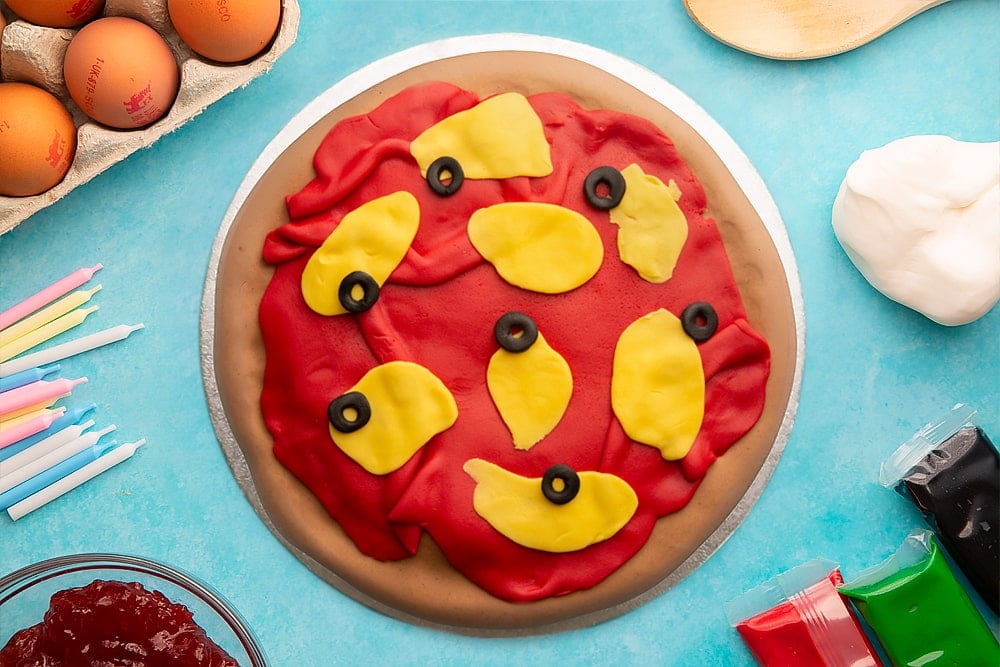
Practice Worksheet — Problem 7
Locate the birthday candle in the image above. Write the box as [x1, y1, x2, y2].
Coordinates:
[0, 286, 102, 347]
[0, 405, 54, 427]
[7, 439, 146, 520]
[0, 365, 60, 393]
[0, 377, 87, 418]
[0, 424, 115, 494]
[0, 264, 102, 331]
[0, 306, 100, 362]
[0, 400, 60, 423]
[0, 438, 119, 510]
[0, 404, 96, 461]
[0, 419, 95, 477]
[0, 407, 67, 449]
[0, 324, 144, 378]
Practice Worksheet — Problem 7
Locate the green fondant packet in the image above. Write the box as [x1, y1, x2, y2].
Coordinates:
[839, 530, 999, 667]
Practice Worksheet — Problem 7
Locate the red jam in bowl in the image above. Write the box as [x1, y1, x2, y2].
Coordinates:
[0, 579, 239, 666]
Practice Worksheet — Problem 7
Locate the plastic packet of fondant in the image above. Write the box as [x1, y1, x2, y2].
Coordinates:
[839, 529, 1000, 667]
[880, 403, 999, 612]
[725, 559, 884, 667]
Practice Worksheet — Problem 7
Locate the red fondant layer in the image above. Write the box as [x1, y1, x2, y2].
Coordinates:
[259, 82, 770, 601]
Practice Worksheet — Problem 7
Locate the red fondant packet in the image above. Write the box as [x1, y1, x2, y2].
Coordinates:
[726, 559, 884, 667]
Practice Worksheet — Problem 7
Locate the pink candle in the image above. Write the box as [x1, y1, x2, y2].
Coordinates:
[0, 377, 87, 419]
[0, 264, 102, 331]
[0, 407, 67, 449]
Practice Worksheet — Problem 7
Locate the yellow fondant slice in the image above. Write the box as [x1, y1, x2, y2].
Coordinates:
[301, 191, 419, 316]
[487, 331, 572, 450]
[410, 93, 552, 179]
[611, 309, 704, 460]
[329, 361, 458, 475]
[610, 164, 688, 283]
[468, 203, 604, 293]
[463, 458, 638, 553]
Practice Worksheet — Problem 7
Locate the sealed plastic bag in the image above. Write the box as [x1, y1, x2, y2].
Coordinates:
[880, 404, 999, 612]
[839, 530, 999, 667]
[726, 559, 883, 666]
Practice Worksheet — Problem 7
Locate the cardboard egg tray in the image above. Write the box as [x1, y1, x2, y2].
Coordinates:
[0, 0, 300, 235]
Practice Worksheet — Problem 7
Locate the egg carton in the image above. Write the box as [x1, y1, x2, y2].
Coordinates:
[0, 0, 300, 235]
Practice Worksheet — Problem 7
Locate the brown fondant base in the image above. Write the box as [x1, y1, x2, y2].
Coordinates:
[209, 50, 798, 633]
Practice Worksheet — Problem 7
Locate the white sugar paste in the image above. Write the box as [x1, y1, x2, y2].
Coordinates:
[832, 135, 1000, 326]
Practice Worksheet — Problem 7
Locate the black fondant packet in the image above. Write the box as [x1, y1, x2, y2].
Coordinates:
[880, 404, 999, 612]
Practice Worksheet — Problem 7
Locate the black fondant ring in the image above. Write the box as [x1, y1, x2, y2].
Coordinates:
[426, 156, 464, 196]
[682, 301, 719, 342]
[583, 166, 626, 210]
[542, 465, 581, 505]
[328, 391, 371, 433]
[494, 311, 539, 353]
[338, 271, 380, 313]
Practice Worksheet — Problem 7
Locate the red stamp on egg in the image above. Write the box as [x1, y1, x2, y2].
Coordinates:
[46, 131, 67, 169]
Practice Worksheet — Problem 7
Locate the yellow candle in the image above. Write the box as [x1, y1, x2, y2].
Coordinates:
[0, 286, 101, 346]
[0, 406, 55, 429]
[0, 306, 99, 362]
[0, 398, 58, 422]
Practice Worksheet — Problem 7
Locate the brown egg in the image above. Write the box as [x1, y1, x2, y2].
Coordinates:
[5, 0, 104, 28]
[63, 17, 180, 129]
[168, 0, 281, 63]
[0, 82, 77, 197]
[0, 14, 5, 77]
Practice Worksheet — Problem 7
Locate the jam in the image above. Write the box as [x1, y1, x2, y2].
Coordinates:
[0, 580, 239, 666]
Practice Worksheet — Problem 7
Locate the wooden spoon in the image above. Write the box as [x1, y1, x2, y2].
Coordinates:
[683, 0, 952, 60]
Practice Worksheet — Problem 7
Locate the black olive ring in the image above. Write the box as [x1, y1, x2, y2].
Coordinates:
[338, 271, 380, 313]
[328, 391, 371, 433]
[583, 166, 626, 210]
[542, 465, 581, 505]
[426, 156, 464, 196]
[494, 311, 539, 353]
[681, 301, 719, 342]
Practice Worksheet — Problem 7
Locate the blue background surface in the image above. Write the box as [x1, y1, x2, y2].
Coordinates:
[2, 1, 998, 664]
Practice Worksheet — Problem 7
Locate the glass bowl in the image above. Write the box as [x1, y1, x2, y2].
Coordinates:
[0, 553, 267, 666]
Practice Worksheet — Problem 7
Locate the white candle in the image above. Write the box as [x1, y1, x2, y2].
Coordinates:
[0, 419, 95, 477]
[7, 439, 146, 520]
[0, 424, 116, 494]
[0, 324, 144, 377]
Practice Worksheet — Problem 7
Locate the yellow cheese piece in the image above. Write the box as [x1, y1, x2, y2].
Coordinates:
[610, 164, 688, 283]
[301, 191, 419, 316]
[487, 331, 572, 450]
[463, 458, 638, 553]
[410, 93, 552, 179]
[329, 361, 458, 475]
[468, 203, 604, 293]
[611, 309, 704, 460]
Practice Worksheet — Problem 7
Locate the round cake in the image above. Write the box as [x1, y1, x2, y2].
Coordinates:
[203, 41, 800, 634]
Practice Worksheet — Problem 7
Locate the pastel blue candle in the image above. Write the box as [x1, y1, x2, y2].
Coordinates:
[0, 365, 60, 393]
[0, 440, 116, 510]
[0, 403, 94, 462]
